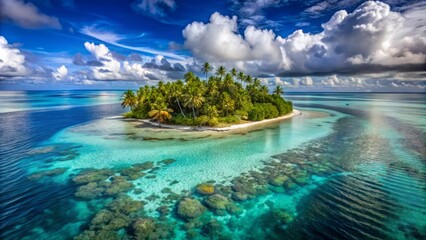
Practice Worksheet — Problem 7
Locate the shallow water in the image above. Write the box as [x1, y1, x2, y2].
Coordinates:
[0, 91, 425, 240]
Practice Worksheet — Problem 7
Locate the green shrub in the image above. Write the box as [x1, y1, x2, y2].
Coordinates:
[195, 115, 209, 126]
[248, 105, 265, 121]
[235, 110, 248, 120]
[218, 115, 240, 124]
[208, 117, 219, 127]
[263, 103, 279, 119]
[129, 104, 150, 119]
[248, 103, 280, 121]
[123, 110, 148, 119]
[123, 111, 136, 118]
[172, 114, 196, 126]
[270, 96, 292, 115]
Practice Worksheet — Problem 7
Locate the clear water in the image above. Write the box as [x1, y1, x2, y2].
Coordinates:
[0, 91, 425, 240]
[0, 90, 121, 113]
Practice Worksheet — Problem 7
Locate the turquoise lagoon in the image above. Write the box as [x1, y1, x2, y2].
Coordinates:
[0, 91, 425, 239]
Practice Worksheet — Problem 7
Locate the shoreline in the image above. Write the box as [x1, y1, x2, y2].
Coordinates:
[129, 109, 301, 132]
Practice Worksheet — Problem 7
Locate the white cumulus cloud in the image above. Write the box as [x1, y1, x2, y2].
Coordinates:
[84, 42, 123, 80]
[182, 1, 426, 78]
[82, 42, 182, 81]
[52, 65, 68, 80]
[0, 36, 28, 77]
[183, 12, 283, 76]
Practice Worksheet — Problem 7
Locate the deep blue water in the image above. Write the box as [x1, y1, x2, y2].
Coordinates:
[0, 91, 425, 240]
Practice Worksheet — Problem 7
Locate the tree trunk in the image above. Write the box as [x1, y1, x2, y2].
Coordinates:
[192, 106, 196, 119]
[176, 99, 186, 117]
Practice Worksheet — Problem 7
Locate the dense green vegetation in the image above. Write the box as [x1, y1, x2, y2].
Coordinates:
[121, 64, 292, 127]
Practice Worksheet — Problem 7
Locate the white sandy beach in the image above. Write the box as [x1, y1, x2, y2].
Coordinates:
[135, 109, 301, 132]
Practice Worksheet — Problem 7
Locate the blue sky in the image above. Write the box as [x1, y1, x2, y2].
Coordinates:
[0, 0, 425, 91]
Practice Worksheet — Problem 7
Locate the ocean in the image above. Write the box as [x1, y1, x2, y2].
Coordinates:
[0, 91, 424, 239]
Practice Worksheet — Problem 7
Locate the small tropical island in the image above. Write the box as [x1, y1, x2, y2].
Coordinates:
[121, 63, 293, 129]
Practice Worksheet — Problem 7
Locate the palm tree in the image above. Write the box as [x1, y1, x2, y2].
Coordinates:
[183, 87, 205, 119]
[253, 78, 261, 88]
[237, 72, 245, 84]
[260, 85, 269, 95]
[148, 102, 173, 128]
[201, 62, 212, 80]
[260, 85, 269, 102]
[162, 83, 173, 106]
[172, 80, 186, 117]
[221, 92, 235, 116]
[135, 87, 147, 107]
[273, 85, 284, 96]
[121, 90, 137, 110]
[205, 105, 219, 118]
[216, 66, 226, 79]
[245, 75, 253, 84]
[223, 73, 234, 91]
[207, 79, 220, 99]
[231, 68, 237, 78]
[184, 72, 197, 83]
[158, 81, 164, 92]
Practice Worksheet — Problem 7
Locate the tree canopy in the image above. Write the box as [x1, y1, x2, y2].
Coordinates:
[122, 63, 292, 127]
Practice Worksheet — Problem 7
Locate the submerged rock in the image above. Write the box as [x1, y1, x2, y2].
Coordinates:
[177, 198, 206, 219]
[133, 218, 155, 239]
[146, 194, 159, 201]
[169, 180, 179, 185]
[195, 183, 215, 195]
[201, 219, 224, 238]
[132, 161, 154, 171]
[75, 230, 120, 240]
[293, 174, 309, 185]
[90, 208, 131, 231]
[216, 185, 233, 196]
[28, 168, 68, 180]
[269, 185, 285, 194]
[254, 185, 269, 196]
[107, 215, 131, 230]
[29, 146, 56, 154]
[159, 158, 176, 165]
[148, 167, 160, 173]
[231, 191, 248, 202]
[108, 196, 143, 215]
[283, 180, 297, 191]
[91, 209, 114, 225]
[133, 188, 143, 194]
[161, 187, 173, 194]
[72, 169, 113, 184]
[156, 205, 170, 218]
[271, 208, 294, 224]
[104, 176, 134, 196]
[268, 175, 289, 186]
[119, 167, 146, 180]
[205, 194, 230, 210]
[226, 203, 243, 215]
[165, 192, 180, 202]
[75, 182, 105, 199]
[232, 181, 255, 196]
